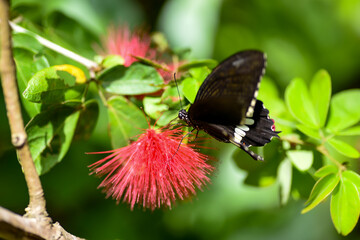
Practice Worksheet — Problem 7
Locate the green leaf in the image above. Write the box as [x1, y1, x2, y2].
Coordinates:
[278, 158, 293, 205]
[188, 66, 211, 81]
[102, 55, 125, 68]
[74, 100, 99, 140]
[12, 32, 43, 53]
[257, 77, 287, 118]
[327, 137, 360, 158]
[143, 97, 169, 119]
[331, 178, 360, 235]
[314, 165, 338, 178]
[107, 96, 148, 148]
[103, 63, 164, 95]
[181, 77, 199, 103]
[309, 70, 331, 127]
[161, 87, 182, 108]
[23, 67, 84, 104]
[343, 170, 360, 193]
[258, 77, 280, 100]
[26, 102, 81, 175]
[56, 0, 104, 35]
[13, 49, 49, 117]
[337, 125, 360, 136]
[285, 78, 318, 128]
[286, 150, 313, 172]
[156, 110, 179, 126]
[302, 173, 340, 214]
[12, 0, 104, 35]
[180, 67, 210, 104]
[96, 64, 126, 82]
[326, 89, 360, 133]
[296, 124, 321, 140]
[177, 59, 218, 72]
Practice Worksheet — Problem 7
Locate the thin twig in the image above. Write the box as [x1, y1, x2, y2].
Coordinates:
[316, 145, 346, 171]
[9, 21, 100, 71]
[0, 0, 47, 218]
[281, 134, 346, 171]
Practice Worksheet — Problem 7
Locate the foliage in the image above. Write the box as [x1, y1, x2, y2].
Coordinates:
[2, 0, 360, 239]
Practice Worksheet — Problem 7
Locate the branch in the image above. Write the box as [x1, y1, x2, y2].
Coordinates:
[0, 0, 46, 218]
[0, 1, 85, 239]
[0, 207, 84, 240]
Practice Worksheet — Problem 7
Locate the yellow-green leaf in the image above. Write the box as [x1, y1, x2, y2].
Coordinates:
[296, 124, 321, 140]
[302, 173, 340, 214]
[331, 178, 360, 235]
[278, 158, 293, 205]
[285, 78, 318, 128]
[309, 70, 331, 127]
[326, 89, 360, 133]
[327, 137, 360, 158]
[287, 150, 313, 172]
[314, 165, 338, 178]
[343, 170, 360, 193]
[337, 125, 360, 136]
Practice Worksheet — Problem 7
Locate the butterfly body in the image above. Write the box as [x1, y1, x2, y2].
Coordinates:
[179, 50, 279, 161]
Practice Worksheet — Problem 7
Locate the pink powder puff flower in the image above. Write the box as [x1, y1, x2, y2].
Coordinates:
[104, 25, 156, 67]
[88, 127, 213, 210]
[103, 24, 188, 85]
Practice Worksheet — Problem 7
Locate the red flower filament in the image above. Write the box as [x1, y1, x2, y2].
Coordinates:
[105, 25, 156, 67]
[88, 127, 213, 210]
[103, 25, 186, 83]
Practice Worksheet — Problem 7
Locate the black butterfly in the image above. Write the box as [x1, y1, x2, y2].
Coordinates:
[179, 50, 279, 161]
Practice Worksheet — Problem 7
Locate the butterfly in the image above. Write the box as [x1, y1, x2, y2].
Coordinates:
[178, 50, 279, 161]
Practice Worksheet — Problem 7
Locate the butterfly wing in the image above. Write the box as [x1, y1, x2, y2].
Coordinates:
[189, 50, 266, 125]
[182, 50, 279, 161]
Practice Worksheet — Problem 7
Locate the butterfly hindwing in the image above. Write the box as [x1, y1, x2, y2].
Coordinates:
[195, 100, 279, 161]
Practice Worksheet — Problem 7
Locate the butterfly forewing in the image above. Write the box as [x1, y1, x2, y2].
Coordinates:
[189, 50, 266, 125]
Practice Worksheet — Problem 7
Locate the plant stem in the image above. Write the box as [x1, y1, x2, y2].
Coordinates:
[316, 145, 346, 171]
[281, 135, 345, 171]
[81, 82, 90, 103]
[9, 21, 100, 71]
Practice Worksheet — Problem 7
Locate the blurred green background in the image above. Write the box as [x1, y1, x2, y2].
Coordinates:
[1, 0, 360, 239]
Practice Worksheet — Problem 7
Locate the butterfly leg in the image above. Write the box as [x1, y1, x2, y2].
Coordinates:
[194, 129, 200, 141]
[168, 128, 196, 161]
[239, 143, 264, 161]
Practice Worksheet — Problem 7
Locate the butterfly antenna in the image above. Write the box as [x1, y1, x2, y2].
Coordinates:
[173, 73, 183, 109]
